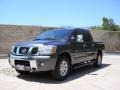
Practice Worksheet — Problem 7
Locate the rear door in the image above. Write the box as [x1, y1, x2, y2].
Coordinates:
[82, 30, 95, 61]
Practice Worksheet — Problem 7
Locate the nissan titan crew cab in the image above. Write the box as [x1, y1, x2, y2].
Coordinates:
[9, 28, 105, 80]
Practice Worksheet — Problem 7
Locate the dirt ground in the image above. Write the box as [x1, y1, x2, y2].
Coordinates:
[0, 54, 120, 90]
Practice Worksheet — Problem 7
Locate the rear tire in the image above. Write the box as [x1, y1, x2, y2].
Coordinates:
[51, 56, 70, 80]
[94, 53, 102, 67]
[16, 70, 30, 75]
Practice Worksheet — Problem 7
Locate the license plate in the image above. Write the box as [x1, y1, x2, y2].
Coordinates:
[16, 65, 25, 71]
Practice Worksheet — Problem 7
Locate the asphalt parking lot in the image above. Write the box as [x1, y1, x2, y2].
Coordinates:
[0, 54, 120, 90]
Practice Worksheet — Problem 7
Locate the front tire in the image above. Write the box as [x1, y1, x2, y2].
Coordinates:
[51, 56, 70, 80]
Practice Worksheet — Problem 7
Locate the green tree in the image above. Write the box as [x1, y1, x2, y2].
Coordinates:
[102, 17, 119, 31]
[109, 18, 118, 31]
[91, 17, 120, 31]
[91, 26, 102, 30]
[102, 17, 110, 30]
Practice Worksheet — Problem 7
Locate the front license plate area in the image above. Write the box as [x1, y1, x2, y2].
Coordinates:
[16, 65, 25, 71]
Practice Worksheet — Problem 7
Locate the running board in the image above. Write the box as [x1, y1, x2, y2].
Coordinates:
[73, 60, 95, 69]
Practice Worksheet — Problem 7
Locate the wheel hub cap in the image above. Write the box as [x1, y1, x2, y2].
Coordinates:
[59, 60, 68, 77]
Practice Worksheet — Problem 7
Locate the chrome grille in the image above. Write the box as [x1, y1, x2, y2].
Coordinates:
[13, 47, 17, 54]
[13, 47, 38, 55]
[31, 47, 38, 54]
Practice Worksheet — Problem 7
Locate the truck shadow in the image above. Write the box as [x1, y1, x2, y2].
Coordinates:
[17, 63, 110, 84]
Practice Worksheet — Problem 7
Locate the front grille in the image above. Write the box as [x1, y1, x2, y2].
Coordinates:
[13, 47, 38, 55]
[15, 60, 30, 66]
[19, 47, 29, 54]
[31, 47, 38, 54]
[13, 47, 17, 54]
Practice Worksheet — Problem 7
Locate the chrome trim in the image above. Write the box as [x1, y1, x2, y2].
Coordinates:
[10, 54, 50, 59]
[28, 47, 33, 55]
[16, 47, 20, 54]
[34, 56, 50, 59]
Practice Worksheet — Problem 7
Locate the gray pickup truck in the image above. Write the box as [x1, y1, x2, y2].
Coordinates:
[9, 28, 105, 80]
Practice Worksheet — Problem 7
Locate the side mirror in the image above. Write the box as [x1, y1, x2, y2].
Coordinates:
[77, 35, 83, 42]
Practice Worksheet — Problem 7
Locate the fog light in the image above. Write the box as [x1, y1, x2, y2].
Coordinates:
[40, 63, 44, 67]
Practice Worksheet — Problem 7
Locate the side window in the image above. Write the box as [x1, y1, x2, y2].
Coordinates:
[71, 30, 83, 43]
[83, 31, 92, 42]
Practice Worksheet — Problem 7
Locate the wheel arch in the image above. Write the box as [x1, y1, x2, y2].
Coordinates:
[51, 52, 71, 80]
[57, 52, 72, 66]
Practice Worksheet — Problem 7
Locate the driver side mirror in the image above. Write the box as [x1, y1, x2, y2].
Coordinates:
[77, 35, 83, 42]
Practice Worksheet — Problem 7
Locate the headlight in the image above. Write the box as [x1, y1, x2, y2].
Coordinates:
[38, 45, 57, 55]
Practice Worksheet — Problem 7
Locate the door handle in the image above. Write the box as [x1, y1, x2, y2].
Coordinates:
[92, 44, 94, 46]
[83, 44, 87, 47]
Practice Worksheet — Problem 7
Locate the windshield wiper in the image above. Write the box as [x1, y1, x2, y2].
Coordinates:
[34, 38, 43, 40]
[42, 38, 57, 40]
[35, 38, 57, 40]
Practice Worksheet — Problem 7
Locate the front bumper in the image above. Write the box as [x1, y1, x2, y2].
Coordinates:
[9, 54, 57, 72]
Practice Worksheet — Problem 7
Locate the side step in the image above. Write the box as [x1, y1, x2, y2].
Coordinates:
[73, 60, 95, 69]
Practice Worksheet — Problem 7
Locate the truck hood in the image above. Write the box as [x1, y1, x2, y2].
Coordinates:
[15, 40, 66, 47]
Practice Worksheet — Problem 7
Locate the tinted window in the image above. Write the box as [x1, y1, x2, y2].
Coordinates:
[71, 29, 82, 42]
[83, 30, 92, 42]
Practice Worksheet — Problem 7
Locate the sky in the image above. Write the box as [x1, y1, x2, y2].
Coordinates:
[0, 0, 120, 27]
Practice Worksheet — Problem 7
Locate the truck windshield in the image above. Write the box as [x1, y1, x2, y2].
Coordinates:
[34, 29, 72, 41]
